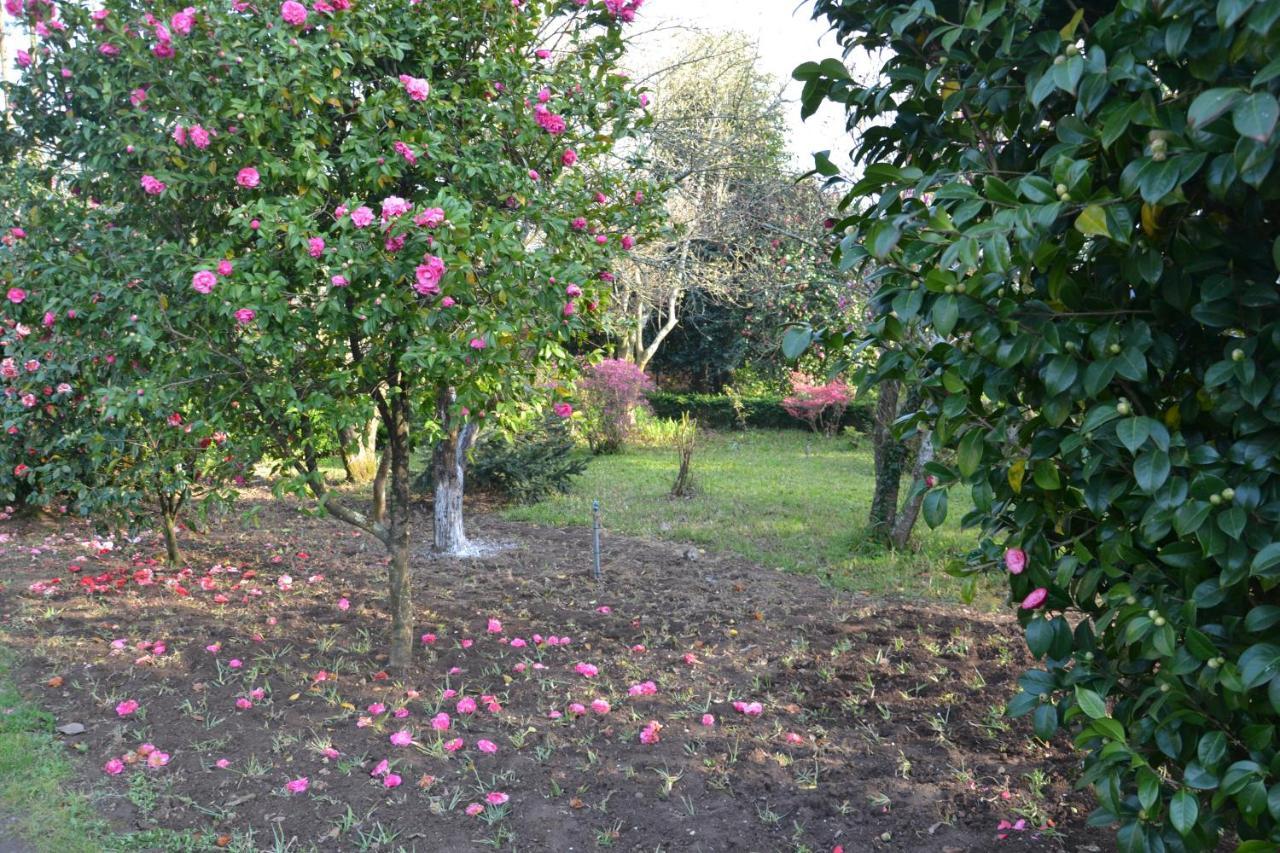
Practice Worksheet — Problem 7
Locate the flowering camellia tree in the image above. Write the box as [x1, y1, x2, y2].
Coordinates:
[0, 182, 244, 565]
[797, 0, 1280, 847]
[3, 0, 656, 670]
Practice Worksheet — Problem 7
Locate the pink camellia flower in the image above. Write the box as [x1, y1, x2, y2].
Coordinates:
[565, 283, 583, 297]
[104, 758, 125, 775]
[465, 803, 484, 817]
[146, 750, 171, 768]
[250, 687, 266, 701]
[469, 338, 487, 350]
[1021, 587, 1049, 610]
[399, 74, 430, 101]
[627, 681, 657, 697]
[337, 597, 350, 610]
[234, 308, 255, 325]
[228, 658, 243, 669]
[421, 633, 437, 645]
[621, 235, 635, 250]
[6, 288, 25, 304]
[389, 730, 413, 747]
[393, 141, 417, 164]
[173, 125, 188, 147]
[308, 237, 325, 257]
[280, 0, 307, 25]
[138, 743, 156, 757]
[591, 698, 611, 714]
[116, 699, 139, 716]
[444, 738, 464, 752]
[285, 777, 309, 794]
[416, 207, 445, 228]
[367, 702, 386, 715]
[236, 167, 260, 188]
[190, 270, 216, 294]
[413, 256, 445, 295]
[431, 712, 450, 731]
[140, 175, 166, 195]
[371, 758, 389, 777]
[215, 758, 231, 769]
[486, 791, 509, 806]
[571, 216, 587, 231]
[562, 148, 578, 167]
[216, 259, 234, 276]
[16, 50, 32, 68]
[476, 739, 497, 754]
[235, 697, 253, 710]
[456, 696, 477, 714]
[639, 720, 661, 745]
[567, 702, 586, 716]
[331, 275, 349, 288]
[170, 7, 195, 34]
[510, 637, 527, 648]
[130, 87, 148, 108]
[350, 206, 374, 228]
[553, 402, 573, 418]
[487, 618, 502, 634]
[383, 773, 402, 788]
[1005, 547, 1027, 575]
[574, 662, 598, 678]
[381, 195, 411, 220]
[700, 713, 715, 727]
[563, 302, 576, 317]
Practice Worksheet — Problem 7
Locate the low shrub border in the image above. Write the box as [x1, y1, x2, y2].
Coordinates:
[647, 391, 872, 433]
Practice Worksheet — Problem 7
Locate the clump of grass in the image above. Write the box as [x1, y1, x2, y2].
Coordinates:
[0, 649, 110, 853]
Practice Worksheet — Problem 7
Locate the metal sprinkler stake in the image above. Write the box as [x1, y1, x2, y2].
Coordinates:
[592, 499, 602, 581]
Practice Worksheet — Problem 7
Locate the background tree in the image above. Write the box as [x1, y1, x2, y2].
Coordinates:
[797, 0, 1280, 847]
[2, 0, 656, 671]
[611, 32, 789, 370]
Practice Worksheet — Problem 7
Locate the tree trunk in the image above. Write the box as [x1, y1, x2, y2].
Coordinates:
[868, 380, 903, 537]
[338, 426, 358, 482]
[432, 386, 477, 555]
[161, 512, 180, 566]
[385, 395, 414, 674]
[889, 428, 934, 549]
[371, 448, 390, 524]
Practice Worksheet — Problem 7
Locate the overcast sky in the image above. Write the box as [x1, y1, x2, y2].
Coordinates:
[626, 0, 853, 170]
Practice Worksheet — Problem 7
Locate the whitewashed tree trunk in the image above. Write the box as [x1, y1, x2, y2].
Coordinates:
[431, 387, 477, 555]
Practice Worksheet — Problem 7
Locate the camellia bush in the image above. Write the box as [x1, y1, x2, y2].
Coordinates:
[2, 0, 657, 670]
[796, 0, 1280, 848]
[0, 183, 245, 565]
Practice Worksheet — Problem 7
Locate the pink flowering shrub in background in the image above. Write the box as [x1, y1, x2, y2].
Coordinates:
[781, 371, 850, 435]
[575, 359, 654, 454]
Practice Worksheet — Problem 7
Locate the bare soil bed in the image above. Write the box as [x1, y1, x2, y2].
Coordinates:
[0, 490, 1110, 852]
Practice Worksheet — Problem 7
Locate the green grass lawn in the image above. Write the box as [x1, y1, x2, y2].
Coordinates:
[502, 429, 1005, 608]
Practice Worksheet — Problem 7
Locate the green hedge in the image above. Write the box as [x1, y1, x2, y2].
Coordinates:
[647, 392, 872, 433]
